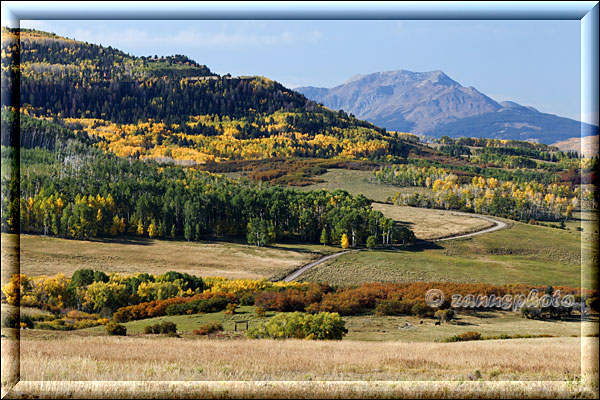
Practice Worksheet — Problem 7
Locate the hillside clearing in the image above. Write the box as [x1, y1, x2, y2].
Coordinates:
[1, 234, 335, 284]
[372, 203, 495, 240]
[294, 168, 431, 203]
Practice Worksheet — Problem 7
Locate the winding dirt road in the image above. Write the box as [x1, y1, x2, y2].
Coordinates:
[279, 212, 507, 282]
[434, 212, 507, 242]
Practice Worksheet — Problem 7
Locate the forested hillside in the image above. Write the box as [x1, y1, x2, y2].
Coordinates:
[2, 28, 416, 164]
[1, 110, 411, 247]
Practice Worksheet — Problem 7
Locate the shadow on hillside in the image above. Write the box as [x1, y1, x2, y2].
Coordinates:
[451, 320, 478, 326]
[268, 245, 325, 254]
[393, 220, 415, 228]
[90, 236, 154, 246]
[400, 240, 444, 252]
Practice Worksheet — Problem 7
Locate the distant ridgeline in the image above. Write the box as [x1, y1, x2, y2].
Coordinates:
[1, 27, 418, 164]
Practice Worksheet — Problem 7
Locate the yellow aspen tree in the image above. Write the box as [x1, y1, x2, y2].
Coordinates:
[148, 220, 157, 238]
[341, 233, 349, 249]
[137, 220, 144, 236]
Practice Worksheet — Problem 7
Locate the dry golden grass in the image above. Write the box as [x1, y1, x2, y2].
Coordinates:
[371, 203, 495, 240]
[12, 333, 591, 382]
[1, 233, 322, 284]
[3, 332, 598, 398]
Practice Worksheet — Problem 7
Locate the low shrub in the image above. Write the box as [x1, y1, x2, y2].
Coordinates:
[193, 321, 223, 335]
[144, 321, 177, 334]
[443, 331, 482, 342]
[224, 303, 238, 315]
[435, 308, 455, 323]
[411, 302, 435, 318]
[165, 296, 231, 316]
[114, 292, 236, 322]
[1, 314, 19, 329]
[72, 319, 102, 329]
[375, 299, 413, 316]
[159, 321, 177, 334]
[105, 322, 127, 336]
[255, 289, 315, 312]
[255, 306, 266, 318]
[247, 312, 347, 340]
[239, 293, 255, 306]
[143, 325, 156, 334]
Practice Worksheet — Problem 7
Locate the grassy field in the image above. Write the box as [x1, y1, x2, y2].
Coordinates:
[9, 332, 592, 382]
[73, 305, 597, 342]
[372, 203, 494, 240]
[294, 168, 432, 203]
[299, 221, 594, 288]
[1, 233, 340, 284]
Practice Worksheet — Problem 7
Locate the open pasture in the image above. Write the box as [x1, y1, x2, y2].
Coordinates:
[299, 221, 592, 288]
[1, 233, 335, 284]
[372, 203, 495, 240]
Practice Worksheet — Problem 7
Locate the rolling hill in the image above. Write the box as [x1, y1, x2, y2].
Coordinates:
[1, 27, 420, 165]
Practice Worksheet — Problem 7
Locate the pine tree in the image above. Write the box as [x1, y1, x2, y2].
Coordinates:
[184, 223, 193, 241]
[320, 227, 328, 245]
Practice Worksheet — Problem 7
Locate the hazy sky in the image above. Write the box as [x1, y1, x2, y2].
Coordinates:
[14, 19, 582, 121]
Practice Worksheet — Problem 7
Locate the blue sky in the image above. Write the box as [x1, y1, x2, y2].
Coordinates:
[13, 19, 582, 121]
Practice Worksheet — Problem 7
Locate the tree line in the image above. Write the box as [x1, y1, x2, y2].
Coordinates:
[2, 142, 412, 248]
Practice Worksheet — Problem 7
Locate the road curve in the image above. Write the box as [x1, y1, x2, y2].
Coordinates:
[278, 212, 507, 282]
[281, 250, 358, 282]
[434, 212, 507, 242]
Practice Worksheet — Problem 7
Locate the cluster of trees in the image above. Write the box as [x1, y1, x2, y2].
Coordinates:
[371, 165, 449, 187]
[1, 270, 205, 316]
[472, 152, 538, 169]
[393, 173, 579, 221]
[473, 146, 578, 162]
[438, 136, 558, 151]
[4, 272, 597, 331]
[4, 133, 411, 247]
[439, 142, 580, 168]
[404, 157, 561, 184]
[113, 291, 236, 322]
[36, 110, 411, 164]
[372, 165, 580, 221]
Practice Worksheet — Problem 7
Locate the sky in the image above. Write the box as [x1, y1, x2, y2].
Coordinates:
[8, 18, 583, 122]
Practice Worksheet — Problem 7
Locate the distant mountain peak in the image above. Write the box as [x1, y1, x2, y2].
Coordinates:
[296, 69, 598, 143]
[342, 69, 460, 88]
[297, 68, 498, 134]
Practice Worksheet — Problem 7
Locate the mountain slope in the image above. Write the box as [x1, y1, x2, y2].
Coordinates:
[429, 106, 598, 143]
[1, 28, 420, 164]
[296, 70, 598, 144]
[298, 70, 502, 134]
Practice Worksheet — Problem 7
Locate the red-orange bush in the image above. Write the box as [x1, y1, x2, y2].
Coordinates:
[113, 291, 237, 322]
